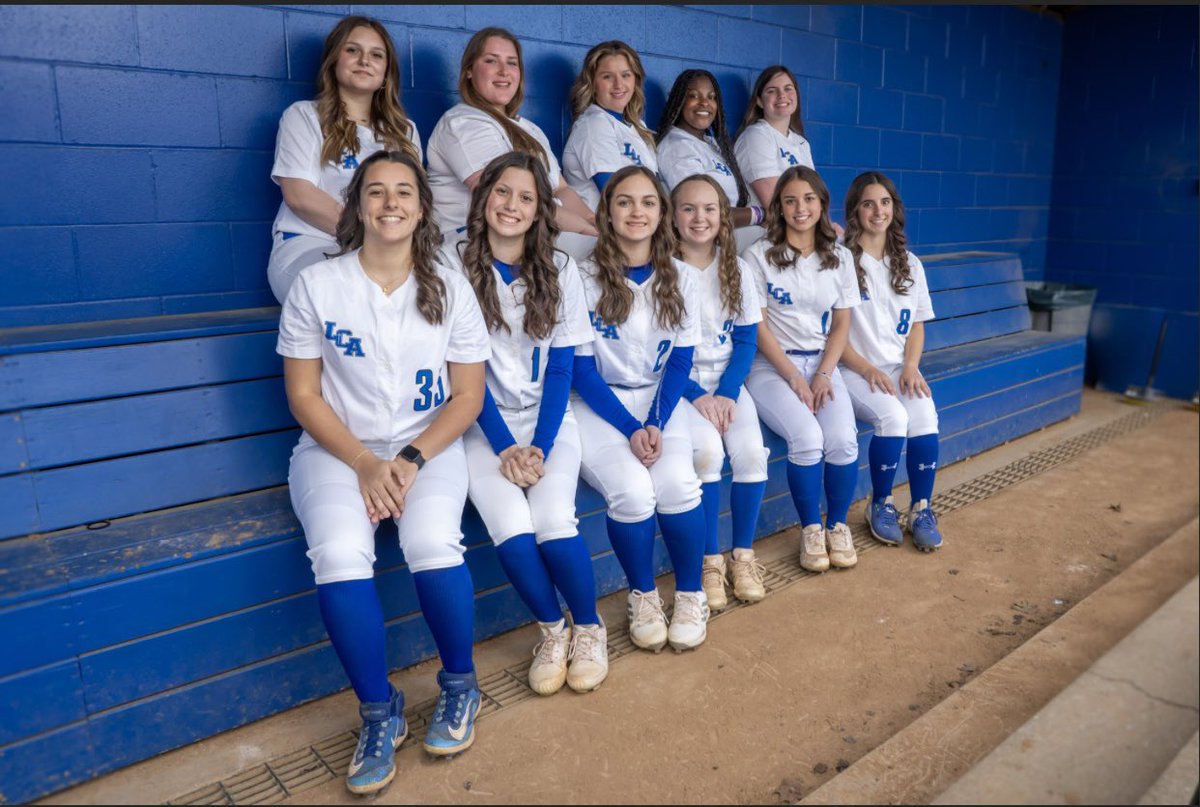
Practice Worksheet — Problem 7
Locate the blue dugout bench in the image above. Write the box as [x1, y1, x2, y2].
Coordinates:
[0, 251, 1085, 803]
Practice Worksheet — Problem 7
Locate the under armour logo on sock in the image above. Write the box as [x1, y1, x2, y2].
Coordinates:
[878, 463, 897, 471]
[918, 462, 937, 471]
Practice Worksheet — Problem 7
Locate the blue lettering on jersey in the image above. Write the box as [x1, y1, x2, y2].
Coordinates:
[589, 310, 619, 340]
[779, 148, 798, 166]
[622, 142, 644, 166]
[767, 283, 793, 306]
[717, 317, 734, 345]
[324, 320, 365, 357]
[861, 289, 871, 301]
[714, 161, 732, 177]
[341, 151, 359, 170]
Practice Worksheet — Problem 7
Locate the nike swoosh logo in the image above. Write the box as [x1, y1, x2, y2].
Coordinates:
[348, 756, 364, 775]
[445, 700, 477, 741]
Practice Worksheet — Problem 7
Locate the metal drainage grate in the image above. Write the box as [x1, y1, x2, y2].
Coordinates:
[168, 401, 1173, 805]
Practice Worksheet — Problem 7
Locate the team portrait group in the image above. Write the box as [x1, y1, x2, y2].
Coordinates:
[271, 15, 948, 795]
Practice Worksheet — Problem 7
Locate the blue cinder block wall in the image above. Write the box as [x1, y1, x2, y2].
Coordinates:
[0, 4, 1065, 328]
[1045, 5, 1199, 400]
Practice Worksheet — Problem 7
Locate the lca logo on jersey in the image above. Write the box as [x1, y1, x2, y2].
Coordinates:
[779, 148, 799, 166]
[714, 161, 732, 176]
[767, 283, 793, 305]
[621, 142, 644, 166]
[588, 311, 619, 340]
[860, 289, 871, 301]
[324, 321, 365, 357]
[341, 151, 359, 170]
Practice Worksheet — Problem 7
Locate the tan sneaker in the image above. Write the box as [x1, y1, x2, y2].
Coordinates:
[627, 589, 669, 652]
[701, 554, 729, 610]
[799, 523, 830, 572]
[729, 548, 766, 602]
[826, 522, 858, 568]
[566, 620, 608, 692]
[528, 618, 570, 695]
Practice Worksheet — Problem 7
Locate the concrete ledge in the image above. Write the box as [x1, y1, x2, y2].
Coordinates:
[801, 517, 1200, 805]
[1138, 730, 1199, 805]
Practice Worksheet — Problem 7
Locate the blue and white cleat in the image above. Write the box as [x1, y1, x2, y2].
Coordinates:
[346, 686, 407, 795]
[423, 669, 481, 757]
[907, 499, 943, 552]
[866, 496, 904, 546]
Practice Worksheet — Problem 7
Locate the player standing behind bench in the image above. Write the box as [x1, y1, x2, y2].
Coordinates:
[267, 15, 422, 304]
[573, 165, 711, 653]
[441, 152, 609, 696]
[278, 151, 490, 795]
[742, 165, 861, 575]
[839, 171, 944, 551]
[670, 175, 770, 610]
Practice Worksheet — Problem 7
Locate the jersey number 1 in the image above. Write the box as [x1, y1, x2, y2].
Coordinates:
[414, 368, 446, 411]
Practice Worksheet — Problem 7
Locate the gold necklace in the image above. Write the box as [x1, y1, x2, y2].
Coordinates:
[361, 265, 406, 294]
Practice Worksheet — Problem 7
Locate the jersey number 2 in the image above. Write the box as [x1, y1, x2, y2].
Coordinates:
[897, 309, 912, 335]
[653, 339, 672, 372]
[414, 369, 446, 411]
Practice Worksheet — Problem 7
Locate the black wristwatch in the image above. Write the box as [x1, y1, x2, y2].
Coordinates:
[397, 443, 425, 469]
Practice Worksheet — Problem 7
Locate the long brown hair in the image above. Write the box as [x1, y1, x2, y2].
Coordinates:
[314, 16, 420, 165]
[458, 27, 548, 169]
[569, 40, 656, 151]
[458, 152, 563, 340]
[591, 165, 685, 329]
[739, 65, 806, 139]
[332, 151, 446, 325]
[843, 171, 913, 296]
[671, 174, 744, 319]
[765, 165, 839, 272]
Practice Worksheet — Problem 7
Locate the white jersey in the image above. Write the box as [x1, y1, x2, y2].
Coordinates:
[440, 242, 595, 410]
[277, 250, 491, 446]
[562, 104, 659, 211]
[733, 119, 814, 185]
[270, 100, 422, 239]
[426, 103, 561, 234]
[657, 126, 740, 205]
[848, 251, 935, 368]
[742, 239, 860, 353]
[576, 258, 702, 389]
[683, 251, 762, 375]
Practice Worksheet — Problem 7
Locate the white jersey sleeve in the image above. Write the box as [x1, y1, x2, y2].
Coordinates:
[553, 254, 597, 349]
[276, 268, 324, 359]
[563, 104, 659, 211]
[733, 119, 814, 185]
[442, 266, 493, 364]
[910, 253, 936, 322]
[833, 244, 862, 309]
[675, 260, 703, 349]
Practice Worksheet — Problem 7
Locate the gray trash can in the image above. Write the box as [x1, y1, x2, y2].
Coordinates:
[1025, 281, 1097, 336]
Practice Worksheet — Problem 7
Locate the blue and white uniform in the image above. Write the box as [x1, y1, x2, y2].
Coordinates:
[742, 239, 860, 467]
[733, 119, 813, 203]
[562, 104, 659, 212]
[842, 251, 938, 438]
[268, 100, 422, 303]
[278, 250, 490, 581]
[657, 126, 739, 204]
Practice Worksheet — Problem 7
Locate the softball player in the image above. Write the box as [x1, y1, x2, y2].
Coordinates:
[441, 152, 608, 695]
[733, 65, 814, 210]
[268, 15, 422, 304]
[424, 27, 596, 256]
[840, 171, 943, 551]
[278, 151, 491, 794]
[572, 165, 710, 653]
[562, 40, 659, 212]
[671, 175, 769, 609]
[743, 165, 861, 574]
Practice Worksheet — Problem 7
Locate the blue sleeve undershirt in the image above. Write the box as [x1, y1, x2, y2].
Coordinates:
[477, 385, 517, 454]
[531, 345, 574, 459]
[714, 323, 758, 401]
[644, 346, 695, 431]
[592, 172, 613, 193]
[683, 378, 707, 402]
[572, 354, 642, 438]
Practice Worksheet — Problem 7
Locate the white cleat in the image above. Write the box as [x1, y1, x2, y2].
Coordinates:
[729, 548, 767, 602]
[800, 523, 830, 573]
[701, 554, 729, 610]
[567, 620, 609, 692]
[528, 618, 570, 696]
[627, 589, 669, 652]
[826, 522, 858, 569]
[668, 590, 710, 652]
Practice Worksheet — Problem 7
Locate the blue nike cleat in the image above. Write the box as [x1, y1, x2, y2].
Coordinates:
[907, 499, 943, 552]
[423, 669, 481, 757]
[866, 496, 904, 546]
[346, 685, 407, 795]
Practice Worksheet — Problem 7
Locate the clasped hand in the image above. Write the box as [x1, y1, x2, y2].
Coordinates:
[356, 454, 418, 524]
[498, 444, 546, 488]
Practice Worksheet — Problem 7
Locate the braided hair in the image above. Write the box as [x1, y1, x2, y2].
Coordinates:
[655, 69, 749, 208]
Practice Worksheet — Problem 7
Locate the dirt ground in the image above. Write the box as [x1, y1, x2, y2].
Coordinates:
[47, 392, 1200, 806]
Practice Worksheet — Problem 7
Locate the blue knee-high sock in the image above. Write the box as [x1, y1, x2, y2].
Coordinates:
[538, 535, 600, 625]
[317, 579, 391, 704]
[606, 515, 657, 592]
[731, 480, 767, 550]
[412, 564, 475, 675]
[869, 436, 905, 502]
[700, 481, 721, 555]
[657, 505, 706, 592]
[906, 433, 940, 504]
[495, 533, 562, 624]
[786, 461, 823, 527]
[824, 461, 858, 527]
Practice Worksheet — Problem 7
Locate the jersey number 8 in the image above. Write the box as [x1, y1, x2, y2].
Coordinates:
[897, 309, 912, 335]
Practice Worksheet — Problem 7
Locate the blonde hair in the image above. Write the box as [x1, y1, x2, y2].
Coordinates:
[671, 174, 744, 320]
[314, 16, 420, 166]
[569, 40, 656, 151]
[458, 27, 548, 168]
